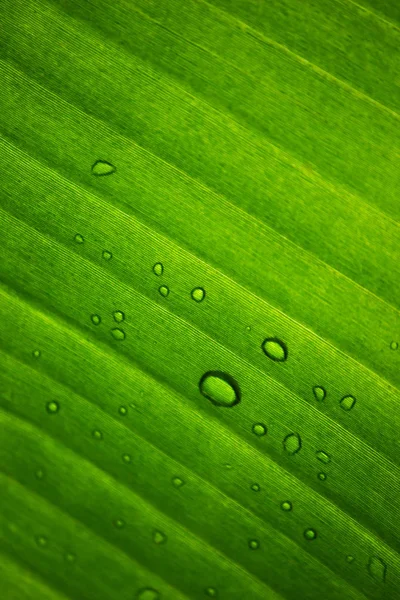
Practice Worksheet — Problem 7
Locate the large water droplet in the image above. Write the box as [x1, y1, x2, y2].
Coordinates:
[248, 539, 260, 550]
[91, 160, 116, 177]
[313, 386, 326, 401]
[91, 314, 101, 326]
[136, 589, 160, 600]
[191, 287, 206, 303]
[304, 528, 317, 541]
[92, 429, 103, 440]
[153, 262, 163, 276]
[35, 535, 48, 547]
[111, 328, 125, 341]
[153, 530, 167, 545]
[32, 349, 41, 359]
[172, 476, 185, 488]
[367, 555, 386, 582]
[390, 341, 398, 350]
[46, 401, 59, 414]
[74, 233, 84, 244]
[316, 450, 331, 464]
[283, 432, 302, 455]
[113, 310, 125, 323]
[158, 285, 169, 298]
[261, 338, 288, 362]
[280, 500, 292, 512]
[199, 371, 241, 407]
[102, 250, 112, 261]
[252, 423, 267, 436]
[340, 395, 356, 411]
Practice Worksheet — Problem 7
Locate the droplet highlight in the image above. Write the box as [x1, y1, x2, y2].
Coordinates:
[283, 432, 302, 455]
[316, 450, 331, 464]
[91, 314, 101, 326]
[252, 423, 267, 436]
[248, 539, 260, 550]
[367, 555, 386, 582]
[304, 528, 317, 541]
[281, 501, 292, 512]
[158, 285, 169, 298]
[32, 349, 41, 359]
[102, 250, 112, 261]
[136, 589, 160, 600]
[35, 535, 48, 547]
[313, 386, 326, 401]
[113, 518, 125, 529]
[250, 483, 261, 492]
[317, 472, 327, 481]
[122, 453, 132, 464]
[91, 160, 116, 177]
[172, 476, 185, 488]
[153, 530, 167, 545]
[153, 262, 164, 276]
[199, 371, 241, 407]
[46, 401, 59, 414]
[340, 395, 356, 411]
[261, 337, 288, 362]
[205, 588, 217, 597]
[191, 287, 206, 303]
[74, 233, 84, 244]
[346, 555, 355, 564]
[111, 328, 125, 341]
[113, 310, 125, 323]
[92, 429, 103, 440]
[118, 405, 128, 416]
[390, 341, 398, 351]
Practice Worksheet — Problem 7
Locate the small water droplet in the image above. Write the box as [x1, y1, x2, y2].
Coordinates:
[122, 453, 132, 464]
[340, 395, 356, 411]
[248, 539, 260, 550]
[35, 468, 45, 480]
[317, 472, 327, 481]
[199, 371, 241, 407]
[261, 337, 288, 362]
[205, 587, 217, 597]
[252, 423, 267, 436]
[35, 535, 48, 547]
[158, 285, 169, 298]
[250, 483, 261, 492]
[283, 432, 302, 455]
[313, 386, 326, 401]
[172, 476, 185, 488]
[91, 314, 101, 326]
[304, 528, 317, 541]
[191, 287, 206, 302]
[92, 160, 116, 177]
[111, 328, 125, 341]
[102, 249, 113, 261]
[92, 429, 103, 440]
[32, 349, 41, 359]
[346, 555, 355, 564]
[118, 405, 128, 416]
[74, 233, 84, 244]
[367, 555, 386, 582]
[153, 530, 167, 545]
[223, 463, 233, 470]
[245, 326, 251, 332]
[390, 341, 398, 351]
[152, 262, 164, 276]
[136, 589, 160, 600]
[113, 518, 125, 529]
[65, 552, 76, 563]
[280, 501, 292, 512]
[113, 310, 125, 323]
[316, 450, 331, 464]
[46, 401, 59, 414]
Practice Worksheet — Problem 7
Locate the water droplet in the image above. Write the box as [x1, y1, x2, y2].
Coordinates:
[158, 285, 169, 298]
[317, 472, 327, 481]
[92, 429, 103, 440]
[283, 432, 302, 455]
[136, 589, 160, 600]
[113, 310, 125, 323]
[91, 160, 116, 177]
[35, 535, 48, 547]
[346, 555, 355, 564]
[91, 314, 101, 326]
[102, 249, 113, 261]
[122, 453, 132, 464]
[32, 349, 41, 359]
[205, 587, 217, 597]
[248, 539, 260, 550]
[199, 371, 241, 407]
[390, 341, 398, 350]
[152, 262, 163, 276]
[252, 423, 267, 436]
[245, 326, 251, 332]
[280, 501, 292, 512]
[74, 233, 84, 244]
[191, 287, 206, 303]
[367, 555, 386, 582]
[35, 469, 45, 480]
[172, 476, 185, 488]
[113, 518, 125, 529]
[313, 386, 326, 401]
[118, 405, 128, 416]
[153, 530, 167, 544]
[340, 395, 356, 411]
[316, 450, 331, 464]
[223, 463, 233, 470]
[46, 400, 59, 414]
[261, 337, 288, 362]
[65, 552, 76, 563]
[304, 528, 317, 541]
[111, 328, 125, 341]
[250, 483, 261, 492]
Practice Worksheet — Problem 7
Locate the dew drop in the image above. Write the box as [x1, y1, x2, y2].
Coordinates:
[122, 453, 132, 464]
[136, 589, 160, 600]
[252, 423, 267, 436]
[153, 530, 167, 545]
[280, 500, 292, 512]
[46, 400, 59, 414]
[158, 285, 169, 298]
[199, 371, 241, 407]
[313, 386, 326, 401]
[317, 472, 327, 481]
[92, 429, 103, 440]
[102, 249, 113, 261]
[65, 552, 76, 563]
[248, 539, 260, 550]
[304, 528, 317, 541]
[35, 468, 45, 480]
[250, 483, 261, 492]
[367, 555, 386, 582]
[390, 341, 398, 350]
[191, 287, 206, 303]
[74, 233, 84, 244]
[91, 160, 116, 177]
[113, 310, 125, 323]
[32, 349, 41, 359]
[111, 328, 125, 341]
[261, 337, 288, 362]
[283, 432, 302, 455]
[245, 326, 251, 332]
[118, 405, 128, 416]
[340, 395, 356, 411]
[113, 518, 125, 529]
[172, 476, 185, 488]
[346, 555, 355, 564]
[152, 262, 164, 276]
[205, 588, 217, 597]
[91, 314, 101, 326]
[35, 535, 48, 547]
[316, 450, 331, 464]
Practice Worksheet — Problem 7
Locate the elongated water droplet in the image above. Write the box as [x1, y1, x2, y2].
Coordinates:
[122, 453, 132, 464]
[119, 406, 128, 416]
[317, 472, 327, 481]
[304, 528, 317, 541]
[252, 423, 267, 436]
[32, 349, 41, 359]
[199, 371, 241, 407]
[158, 285, 169, 298]
[113, 518, 125, 529]
[340, 395, 356, 411]
[205, 588, 217, 597]
[281, 500, 292, 512]
[172, 476, 185, 488]
[74, 233, 84, 244]
[153, 530, 167, 545]
[113, 310, 125, 323]
[91, 314, 101, 326]
[92, 160, 116, 177]
[46, 401, 59, 414]
[111, 328, 125, 341]
[283, 432, 302, 455]
[102, 249, 112, 261]
[367, 555, 386, 582]
[92, 429, 103, 440]
[261, 338, 288, 362]
[153, 262, 163, 276]
[248, 539, 260, 550]
[223, 463, 233, 470]
[35, 535, 48, 547]
[136, 589, 160, 600]
[316, 450, 331, 464]
[191, 287, 205, 302]
[313, 386, 326, 401]
[250, 483, 260, 492]
[346, 555, 355, 564]
[390, 341, 398, 350]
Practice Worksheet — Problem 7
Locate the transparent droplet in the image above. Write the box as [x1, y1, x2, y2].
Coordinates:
[281, 500, 292, 512]
[32, 349, 41, 359]
[158, 285, 169, 298]
[191, 287, 205, 303]
[313, 386, 326, 401]
[136, 589, 160, 600]
[390, 341, 398, 350]
[152, 262, 163, 276]
[261, 337, 288, 362]
[304, 528, 317, 541]
[250, 483, 260, 492]
[91, 314, 101, 326]
[46, 400, 59, 414]
[340, 395, 356, 411]
[35, 535, 48, 547]
[65, 552, 76, 563]
[367, 555, 386, 582]
[35, 469, 45, 480]
[153, 530, 167, 545]
[252, 423, 267, 436]
[245, 326, 251, 332]
[317, 472, 327, 481]
[122, 453, 132, 464]
[91, 160, 116, 177]
[346, 555, 355, 564]
[172, 476, 185, 488]
[113, 310, 125, 323]
[111, 328, 125, 341]
[205, 587, 217, 597]
[118, 405, 128, 416]
[92, 429, 103, 440]
[283, 432, 302, 455]
[316, 450, 331, 464]
[113, 518, 125, 529]
[102, 250, 112, 261]
[199, 371, 241, 407]
[74, 233, 84, 244]
[248, 539, 260, 550]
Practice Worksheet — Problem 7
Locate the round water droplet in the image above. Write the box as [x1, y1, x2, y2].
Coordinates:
[172, 476, 185, 488]
[252, 423, 267, 436]
[113, 310, 125, 323]
[111, 328, 125, 341]
[91, 314, 101, 326]
[46, 400, 59, 414]
[390, 341, 398, 351]
[199, 371, 241, 407]
[153, 530, 167, 545]
[340, 395, 356, 411]
[35, 468, 45, 480]
[317, 472, 327, 481]
[261, 337, 288, 362]
[191, 287, 206, 303]
[122, 453, 132, 464]
[313, 386, 326, 401]
[153, 262, 164, 276]
[35, 535, 48, 547]
[158, 285, 169, 298]
[113, 518, 125, 529]
[102, 250, 112, 261]
[92, 429, 103, 440]
[283, 432, 302, 455]
[74, 233, 84, 244]
[248, 539, 260, 550]
[316, 450, 331, 464]
[250, 483, 260, 492]
[205, 587, 217, 597]
[91, 160, 116, 177]
[304, 528, 317, 541]
[346, 555, 355, 564]
[136, 589, 160, 600]
[367, 555, 386, 582]
[119, 405, 128, 416]
[245, 326, 251, 332]
[32, 349, 41, 359]
[281, 500, 292, 512]
[65, 552, 76, 563]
